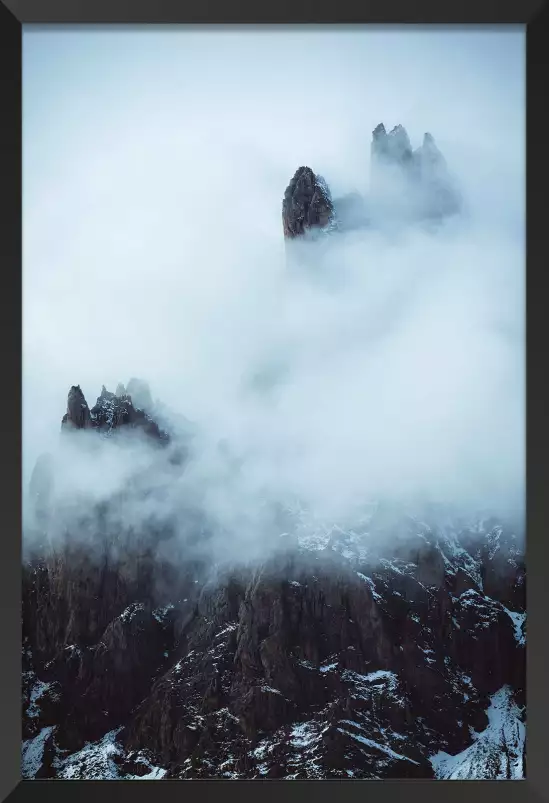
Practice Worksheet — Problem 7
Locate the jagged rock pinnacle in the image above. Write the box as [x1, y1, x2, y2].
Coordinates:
[373, 122, 386, 138]
[282, 123, 460, 238]
[370, 122, 461, 221]
[282, 166, 335, 239]
[61, 385, 92, 430]
[60, 382, 168, 443]
[371, 123, 413, 167]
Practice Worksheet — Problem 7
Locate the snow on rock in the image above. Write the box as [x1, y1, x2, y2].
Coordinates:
[56, 729, 125, 779]
[500, 606, 526, 646]
[22, 726, 54, 779]
[356, 572, 383, 602]
[26, 679, 58, 719]
[319, 661, 338, 674]
[430, 686, 525, 779]
[152, 604, 175, 623]
[290, 721, 322, 748]
[55, 728, 168, 780]
[342, 669, 404, 706]
[131, 766, 168, 780]
[336, 727, 420, 766]
[119, 602, 145, 623]
[22, 485, 524, 780]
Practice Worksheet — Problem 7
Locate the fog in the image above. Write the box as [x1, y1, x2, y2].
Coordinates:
[23, 26, 525, 555]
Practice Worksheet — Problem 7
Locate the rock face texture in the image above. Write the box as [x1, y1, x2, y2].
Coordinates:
[22, 389, 526, 780]
[282, 167, 335, 239]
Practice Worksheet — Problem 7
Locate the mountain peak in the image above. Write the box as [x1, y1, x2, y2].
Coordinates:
[283, 124, 461, 240]
[371, 123, 413, 166]
[370, 122, 461, 222]
[60, 382, 168, 443]
[282, 166, 335, 239]
[61, 385, 92, 431]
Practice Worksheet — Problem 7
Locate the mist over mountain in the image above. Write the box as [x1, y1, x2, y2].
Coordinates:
[22, 27, 524, 780]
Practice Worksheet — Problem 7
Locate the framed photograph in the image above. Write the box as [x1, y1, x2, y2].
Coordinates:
[1, 3, 546, 803]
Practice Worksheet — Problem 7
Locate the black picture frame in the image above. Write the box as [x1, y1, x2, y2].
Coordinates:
[1, 3, 547, 803]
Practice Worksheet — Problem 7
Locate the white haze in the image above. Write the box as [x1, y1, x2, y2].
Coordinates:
[22, 26, 525, 554]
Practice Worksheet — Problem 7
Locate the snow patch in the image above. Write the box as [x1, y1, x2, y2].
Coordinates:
[54, 728, 168, 780]
[119, 602, 145, 623]
[337, 728, 420, 765]
[430, 686, 525, 779]
[22, 726, 54, 779]
[27, 679, 57, 718]
[57, 729, 124, 779]
[356, 573, 383, 602]
[290, 721, 326, 749]
[500, 606, 526, 646]
[152, 604, 174, 623]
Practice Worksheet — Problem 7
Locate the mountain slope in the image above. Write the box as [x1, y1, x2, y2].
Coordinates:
[22, 390, 525, 779]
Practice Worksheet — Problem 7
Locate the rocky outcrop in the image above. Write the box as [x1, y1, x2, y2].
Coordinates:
[61, 383, 168, 443]
[370, 123, 461, 222]
[371, 123, 414, 168]
[62, 385, 92, 430]
[282, 124, 461, 242]
[282, 167, 335, 239]
[430, 686, 525, 779]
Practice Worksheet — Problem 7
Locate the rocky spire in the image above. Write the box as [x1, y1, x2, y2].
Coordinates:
[371, 123, 413, 167]
[413, 132, 447, 175]
[282, 166, 335, 239]
[370, 122, 461, 222]
[61, 385, 92, 430]
[282, 124, 460, 239]
[412, 131, 461, 218]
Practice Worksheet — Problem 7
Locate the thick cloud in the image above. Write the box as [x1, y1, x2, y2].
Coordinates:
[23, 27, 525, 552]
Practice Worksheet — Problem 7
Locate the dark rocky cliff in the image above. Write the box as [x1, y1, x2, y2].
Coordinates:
[22, 387, 525, 780]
